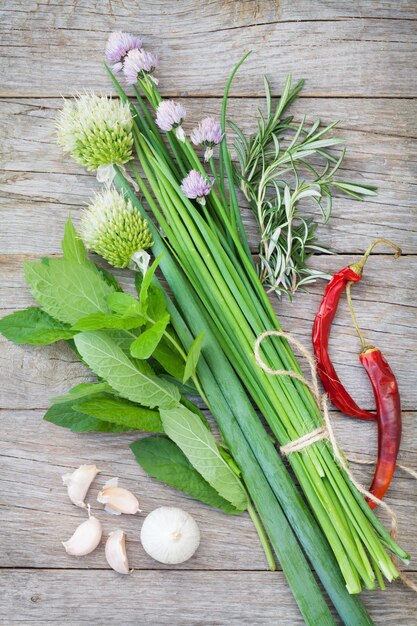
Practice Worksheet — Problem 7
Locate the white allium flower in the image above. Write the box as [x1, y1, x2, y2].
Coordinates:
[56, 95, 134, 171]
[81, 188, 153, 269]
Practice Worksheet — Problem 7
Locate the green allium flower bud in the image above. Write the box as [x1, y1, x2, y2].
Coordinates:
[81, 188, 153, 269]
[56, 95, 134, 171]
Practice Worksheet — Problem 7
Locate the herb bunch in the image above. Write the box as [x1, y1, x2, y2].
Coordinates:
[231, 76, 377, 298]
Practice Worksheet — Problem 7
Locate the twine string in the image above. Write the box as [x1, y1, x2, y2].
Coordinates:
[254, 329, 417, 592]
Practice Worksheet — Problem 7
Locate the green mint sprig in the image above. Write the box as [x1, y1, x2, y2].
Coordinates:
[0, 218, 251, 521]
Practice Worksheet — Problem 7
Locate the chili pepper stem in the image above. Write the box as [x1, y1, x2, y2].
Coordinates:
[346, 282, 368, 350]
[350, 238, 402, 276]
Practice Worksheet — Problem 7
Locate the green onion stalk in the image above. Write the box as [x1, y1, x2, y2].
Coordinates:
[106, 64, 409, 594]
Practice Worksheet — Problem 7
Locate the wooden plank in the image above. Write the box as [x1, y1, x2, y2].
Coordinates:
[2, 0, 416, 33]
[0, 253, 415, 410]
[1, 98, 416, 254]
[0, 406, 415, 571]
[0, 569, 415, 626]
[1, 5, 416, 97]
[0, 411, 268, 571]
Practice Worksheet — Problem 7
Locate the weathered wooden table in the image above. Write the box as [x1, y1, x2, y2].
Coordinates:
[1, 2, 416, 624]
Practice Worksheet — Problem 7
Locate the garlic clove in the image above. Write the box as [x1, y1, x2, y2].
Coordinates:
[62, 464, 100, 508]
[62, 515, 102, 556]
[105, 529, 130, 574]
[97, 478, 140, 515]
[140, 507, 200, 565]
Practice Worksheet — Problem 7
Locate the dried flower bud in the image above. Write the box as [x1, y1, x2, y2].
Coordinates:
[62, 464, 100, 509]
[56, 95, 133, 171]
[180, 170, 212, 205]
[155, 100, 187, 141]
[97, 478, 140, 515]
[123, 48, 159, 85]
[190, 117, 223, 161]
[80, 188, 153, 269]
[105, 31, 143, 73]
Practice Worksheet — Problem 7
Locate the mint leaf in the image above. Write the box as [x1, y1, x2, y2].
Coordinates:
[74, 331, 181, 409]
[180, 396, 210, 429]
[72, 312, 145, 331]
[62, 217, 87, 264]
[130, 314, 170, 360]
[51, 382, 113, 404]
[131, 437, 240, 514]
[44, 401, 131, 433]
[183, 332, 205, 383]
[107, 292, 141, 316]
[139, 254, 163, 314]
[24, 258, 115, 325]
[97, 267, 122, 292]
[0, 307, 75, 345]
[153, 338, 185, 379]
[160, 404, 248, 511]
[105, 329, 138, 356]
[24, 259, 63, 321]
[49, 259, 115, 324]
[77, 396, 163, 432]
[147, 284, 168, 322]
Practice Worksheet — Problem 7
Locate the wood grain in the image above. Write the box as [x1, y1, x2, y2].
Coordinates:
[1, 569, 415, 626]
[1, 1, 416, 624]
[1, 4, 417, 97]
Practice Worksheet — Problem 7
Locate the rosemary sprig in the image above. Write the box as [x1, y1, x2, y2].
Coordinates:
[231, 75, 377, 298]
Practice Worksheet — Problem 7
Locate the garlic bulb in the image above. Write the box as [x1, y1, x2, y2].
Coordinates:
[105, 529, 130, 574]
[62, 464, 100, 508]
[62, 515, 102, 556]
[97, 478, 140, 515]
[140, 507, 200, 564]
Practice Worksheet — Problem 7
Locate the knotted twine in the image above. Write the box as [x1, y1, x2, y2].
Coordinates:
[254, 329, 417, 592]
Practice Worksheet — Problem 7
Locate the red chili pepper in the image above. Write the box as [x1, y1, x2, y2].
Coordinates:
[312, 238, 401, 421]
[359, 346, 402, 509]
[313, 267, 375, 420]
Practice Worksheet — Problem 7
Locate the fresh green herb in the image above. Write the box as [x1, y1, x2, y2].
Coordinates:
[183, 332, 204, 383]
[131, 436, 240, 514]
[76, 395, 163, 432]
[51, 382, 113, 404]
[24, 257, 114, 324]
[74, 331, 181, 409]
[72, 311, 146, 331]
[44, 400, 132, 433]
[130, 314, 170, 359]
[231, 75, 377, 297]
[0, 307, 75, 345]
[62, 217, 88, 264]
[160, 403, 248, 511]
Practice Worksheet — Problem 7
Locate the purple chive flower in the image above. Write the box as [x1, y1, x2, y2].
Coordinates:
[190, 116, 223, 160]
[123, 48, 159, 85]
[181, 170, 212, 205]
[155, 100, 187, 141]
[105, 31, 142, 73]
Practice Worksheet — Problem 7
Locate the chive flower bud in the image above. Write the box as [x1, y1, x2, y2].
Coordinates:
[155, 100, 187, 142]
[105, 31, 143, 73]
[123, 48, 159, 85]
[180, 170, 212, 206]
[56, 95, 134, 173]
[190, 117, 223, 161]
[80, 188, 153, 271]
